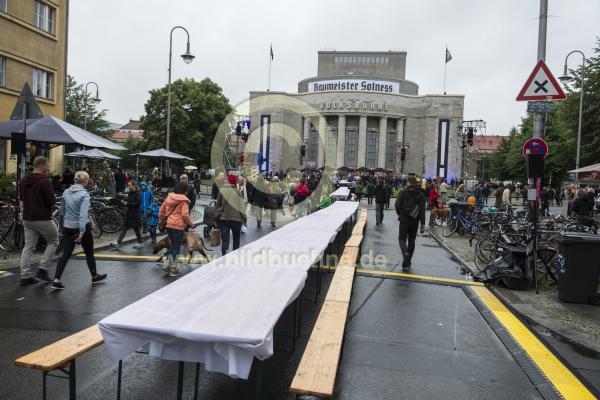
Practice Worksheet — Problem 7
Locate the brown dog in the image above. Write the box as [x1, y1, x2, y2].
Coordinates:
[152, 232, 212, 263]
[429, 208, 450, 227]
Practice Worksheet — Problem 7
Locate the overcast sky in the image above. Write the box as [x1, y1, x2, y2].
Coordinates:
[68, 0, 599, 135]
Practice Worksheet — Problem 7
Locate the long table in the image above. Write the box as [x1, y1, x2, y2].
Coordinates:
[330, 186, 351, 201]
[99, 201, 359, 381]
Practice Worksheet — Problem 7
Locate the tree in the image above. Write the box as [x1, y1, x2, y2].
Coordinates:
[64, 75, 111, 136]
[139, 78, 233, 168]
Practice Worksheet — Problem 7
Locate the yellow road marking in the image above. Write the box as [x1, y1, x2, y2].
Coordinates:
[471, 286, 595, 400]
[355, 267, 485, 286]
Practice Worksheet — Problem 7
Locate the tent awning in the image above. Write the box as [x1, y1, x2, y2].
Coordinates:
[65, 148, 122, 160]
[0, 116, 126, 150]
[135, 148, 192, 161]
[568, 162, 600, 174]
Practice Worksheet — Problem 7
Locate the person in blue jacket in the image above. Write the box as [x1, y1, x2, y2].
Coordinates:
[146, 197, 161, 244]
[139, 181, 153, 233]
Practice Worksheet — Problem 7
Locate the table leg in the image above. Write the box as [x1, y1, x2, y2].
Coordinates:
[69, 359, 76, 400]
[117, 360, 122, 400]
[193, 362, 200, 400]
[176, 361, 184, 400]
[43, 371, 47, 400]
[254, 360, 264, 400]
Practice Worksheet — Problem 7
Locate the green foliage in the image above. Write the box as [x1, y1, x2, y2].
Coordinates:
[65, 75, 111, 136]
[486, 37, 600, 186]
[0, 172, 17, 197]
[139, 78, 233, 169]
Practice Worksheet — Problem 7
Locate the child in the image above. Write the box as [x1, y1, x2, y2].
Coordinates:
[146, 197, 161, 244]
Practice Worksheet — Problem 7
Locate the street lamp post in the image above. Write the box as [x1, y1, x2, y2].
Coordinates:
[166, 26, 195, 173]
[83, 81, 101, 131]
[559, 50, 586, 187]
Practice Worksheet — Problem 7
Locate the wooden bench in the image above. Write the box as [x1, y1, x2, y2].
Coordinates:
[15, 325, 106, 400]
[291, 227, 364, 398]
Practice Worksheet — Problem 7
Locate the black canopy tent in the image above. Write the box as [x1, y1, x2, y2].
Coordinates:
[133, 148, 193, 178]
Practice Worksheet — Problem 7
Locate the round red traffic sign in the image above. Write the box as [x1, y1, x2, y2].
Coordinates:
[523, 138, 548, 157]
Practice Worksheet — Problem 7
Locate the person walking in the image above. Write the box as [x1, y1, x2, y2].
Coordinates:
[374, 179, 387, 225]
[502, 185, 511, 207]
[216, 174, 246, 255]
[139, 181, 152, 233]
[294, 179, 310, 218]
[19, 156, 59, 285]
[384, 181, 392, 209]
[267, 180, 284, 227]
[158, 183, 193, 276]
[495, 185, 504, 209]
[367, 181, 375, 205]
[51, 171, 106, 290]
[112, 180, 143, 249]
[482, 184, 491, 205]
[146, 197, 160, 244]
[180, 174, 196, 213]
[211, 172, 224, 200]
[395, 177, 426, 269]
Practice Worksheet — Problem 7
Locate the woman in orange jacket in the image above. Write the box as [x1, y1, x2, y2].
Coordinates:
[158, 182, 193, 276]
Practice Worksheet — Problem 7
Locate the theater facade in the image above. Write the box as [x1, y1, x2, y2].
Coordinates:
[248, 50, 464, 179]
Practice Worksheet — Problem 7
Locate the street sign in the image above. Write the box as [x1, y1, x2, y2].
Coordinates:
[516, 59, 566, 101]
[523, 137, 548, 157]
[527, 101, 553, 113]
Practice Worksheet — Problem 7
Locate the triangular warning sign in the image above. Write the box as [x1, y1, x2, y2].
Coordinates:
[10, 83, 45, 120]
[516, 59, 567, 101]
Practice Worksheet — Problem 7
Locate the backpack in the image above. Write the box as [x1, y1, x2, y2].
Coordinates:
[402, 189, 420, 219]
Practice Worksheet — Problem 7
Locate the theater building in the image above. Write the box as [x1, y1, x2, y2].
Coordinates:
[248, 50, 465, 179]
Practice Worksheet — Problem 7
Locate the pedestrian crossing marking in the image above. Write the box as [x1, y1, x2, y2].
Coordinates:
[471, 286, 595, 400]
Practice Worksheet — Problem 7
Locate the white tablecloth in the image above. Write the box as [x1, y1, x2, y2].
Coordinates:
[99, 201, 358, 379]
[330, 186, 350, 200]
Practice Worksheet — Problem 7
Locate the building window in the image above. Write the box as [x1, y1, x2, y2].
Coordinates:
[0, 56, 4, 87]
[345, 128, 358, 167]
[366, 129, 378, 168]
[32, 68, 53, 99]
[385, 132, 396, 170]
[308, 126, 319, 163]
[325, 128, 337, 165]
[0, 0, 6, 12]
[34, 1, 55, 34]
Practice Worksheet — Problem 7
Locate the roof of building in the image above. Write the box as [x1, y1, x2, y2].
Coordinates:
[475, 135, 504, 152]
[119, 119, 141, 131]
[111, 130, 144, 140]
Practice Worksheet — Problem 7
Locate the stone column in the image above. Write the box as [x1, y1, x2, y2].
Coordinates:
[377, 117, 388, 168]
[336, 115, 346, 167]
[357, 115, 367, 168]
[396, 118, 404, 173]
[303, 117, 310, 142]
[318, 115, 326, 167]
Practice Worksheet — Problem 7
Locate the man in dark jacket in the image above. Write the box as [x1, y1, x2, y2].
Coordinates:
[367, 182, 376, 205]
[211, 172, 224, 200]
[374, 179, 387, 225]
[180, 174, 196, 213]
[19, 156, 58, 285]
[395, 177, 426, 269]
[247, 176, 268, 228]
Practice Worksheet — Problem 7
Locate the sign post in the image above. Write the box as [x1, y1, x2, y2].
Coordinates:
[516, 57, 564, 292]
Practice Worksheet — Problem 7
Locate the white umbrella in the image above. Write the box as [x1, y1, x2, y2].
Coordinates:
[184, 165, 198, 170]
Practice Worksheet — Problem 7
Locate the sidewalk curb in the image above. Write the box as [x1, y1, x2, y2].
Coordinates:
[429, 227, 600, 358]
[489, 285, 600, 357]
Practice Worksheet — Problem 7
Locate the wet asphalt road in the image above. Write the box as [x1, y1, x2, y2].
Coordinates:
[0, 200, 598, 399]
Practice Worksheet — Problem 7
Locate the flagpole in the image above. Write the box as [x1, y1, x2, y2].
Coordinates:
[443, 44, 447, 95]
[268, 44, 272, 91]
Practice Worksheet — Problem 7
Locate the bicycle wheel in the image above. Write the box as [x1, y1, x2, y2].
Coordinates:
[98, 208, 123, 233]
[474, 237, 497, 271]
[443, 219, 458, 237]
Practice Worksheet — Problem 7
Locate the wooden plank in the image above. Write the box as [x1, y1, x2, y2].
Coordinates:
[325, 266, 355, 303]
[345, 235, 363, 248]
[338, 247, 359, 268]
[352, 221, 366, 235]
[15, 326, 104, 371]
[290, 300, 349, 398]
[360, 209, 368, 218]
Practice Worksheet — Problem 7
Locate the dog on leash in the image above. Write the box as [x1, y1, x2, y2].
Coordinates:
[152, 232, 212, 263]
[429, 208, 450, 227]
